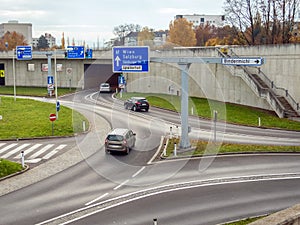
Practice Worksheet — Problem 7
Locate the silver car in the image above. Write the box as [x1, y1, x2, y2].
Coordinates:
[99, 83, 111, 93]
[105, 128, 136, 154]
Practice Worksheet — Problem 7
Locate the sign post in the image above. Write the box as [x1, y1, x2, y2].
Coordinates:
[49, 113, 56, 136]
[150, 56, 265, 149]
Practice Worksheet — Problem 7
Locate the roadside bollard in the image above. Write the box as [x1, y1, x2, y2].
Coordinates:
[175, 126, 179, 138]
[258, 117, 261, 127]
[153, 218, 158, 225]
[163, 143, 167, 157]
[21, 151, 25, 168]
[169, 126, 173, 139]
[174, 142, 177, 157]
[82, 121, 86, 132]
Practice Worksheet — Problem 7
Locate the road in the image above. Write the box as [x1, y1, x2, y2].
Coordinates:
[0, 90, 299, 225]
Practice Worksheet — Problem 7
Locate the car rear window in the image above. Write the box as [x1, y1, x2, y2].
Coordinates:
[107, 135, 124, 141]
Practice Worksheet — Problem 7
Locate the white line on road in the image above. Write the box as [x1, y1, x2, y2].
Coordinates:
[29, 144, 54, 159]
[1, 143, 30, 158]
[14, 144, 42, 158]
[43, 144, 67, 159]
[85, 193, 109, 206]
[0, 143, 17, 154]
[113, 179, 130, 190]
[132, 166, 146, 178]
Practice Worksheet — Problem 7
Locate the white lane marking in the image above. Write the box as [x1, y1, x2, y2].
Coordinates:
[29, 144, 54, 159]
[1, 143, 30, 158]
[85, 193, 109, 206]
[132, 166, 146, 178]
[0, 143, 18, 154]
[47, 173, 300, 225]
[0, 143, 6, 149]
[147, 136, 164, 165]
[43, 144, 67, 159]
[25, 158, 42, 163]
[14, 144, 42, 158]
[113, 179, 130, 190]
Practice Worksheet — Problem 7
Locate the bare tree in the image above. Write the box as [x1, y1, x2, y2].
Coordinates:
[224, 0, 300, 45]
[113, 24, 141, 45]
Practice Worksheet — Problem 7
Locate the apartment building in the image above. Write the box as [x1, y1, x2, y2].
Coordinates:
[175, 14, 225, 28]
[0, 20, 33, 45]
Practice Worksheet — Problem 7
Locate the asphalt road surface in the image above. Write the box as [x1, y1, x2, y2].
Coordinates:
[0, 90, 299, 225]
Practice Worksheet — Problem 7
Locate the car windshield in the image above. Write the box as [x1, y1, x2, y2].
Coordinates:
[101, 84, 109, 87]
[107, 135, 123, 141]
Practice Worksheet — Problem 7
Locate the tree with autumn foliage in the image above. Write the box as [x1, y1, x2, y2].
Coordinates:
[138, 27, 154, 46]
[0, 31, 27, 51]
[167, 18, 196, 47]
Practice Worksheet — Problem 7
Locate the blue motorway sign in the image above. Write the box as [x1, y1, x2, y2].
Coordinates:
[118, 74, 126, 88]
[113, 46, 149, 73]
[85, 49, 93, 59]
[16, 46, 32, 60]
[47, 76, 54, 84]
[56, 101, 60, 112]
[67, 46, 84, 59]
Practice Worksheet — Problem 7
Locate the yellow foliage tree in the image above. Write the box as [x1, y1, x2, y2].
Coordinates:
[138, 27, 154, 46]
[61, 32, 65, 49]
[0, 31, 27, 51]
[167, 18, 196, 47]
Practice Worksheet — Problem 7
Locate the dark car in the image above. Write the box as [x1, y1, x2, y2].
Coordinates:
[124, 97, 149, 112]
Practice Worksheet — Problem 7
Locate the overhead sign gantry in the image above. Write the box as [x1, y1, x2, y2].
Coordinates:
[112, 47, 265, 149]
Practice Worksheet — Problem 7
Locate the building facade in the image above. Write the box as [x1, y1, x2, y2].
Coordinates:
[175, 14, 225, 28]
[0, 20, 33, 45]
[32, 33, 56, 49]
[124, 30, 168, 46]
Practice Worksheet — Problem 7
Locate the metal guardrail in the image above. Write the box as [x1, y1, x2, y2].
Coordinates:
[216, 47, 299, 117]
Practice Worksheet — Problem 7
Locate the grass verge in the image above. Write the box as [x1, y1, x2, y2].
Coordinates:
[222, 216, 265, 225]
[0, 159, 23, 179]
[164, 138, 300, 157]
[0, 86, 77, 97]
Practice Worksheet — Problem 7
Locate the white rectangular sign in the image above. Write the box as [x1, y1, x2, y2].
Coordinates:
[222, 57, 264, 66]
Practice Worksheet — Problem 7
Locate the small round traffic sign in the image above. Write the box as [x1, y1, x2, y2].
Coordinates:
[49, 113, 56, 122]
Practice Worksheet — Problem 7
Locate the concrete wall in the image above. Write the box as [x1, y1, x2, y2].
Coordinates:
[126, 47, 272, 110]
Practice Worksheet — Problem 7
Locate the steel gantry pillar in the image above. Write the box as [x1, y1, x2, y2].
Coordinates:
[178, 62, 191, 149]
[151, 57, 223, 150]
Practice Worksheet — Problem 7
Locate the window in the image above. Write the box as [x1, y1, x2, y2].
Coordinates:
[27, 64, 35, 72]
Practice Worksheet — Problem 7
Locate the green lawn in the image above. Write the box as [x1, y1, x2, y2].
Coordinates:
[0, 86, 77, 97]
[0, 96, 88, 140]
[0, 159, 23, 179]
[165, 138, 300, 157]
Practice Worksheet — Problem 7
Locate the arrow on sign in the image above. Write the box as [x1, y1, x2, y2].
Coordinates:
[115, 56, 121, 67]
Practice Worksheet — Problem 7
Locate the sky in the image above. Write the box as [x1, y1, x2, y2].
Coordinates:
[0, 0, 225, 47]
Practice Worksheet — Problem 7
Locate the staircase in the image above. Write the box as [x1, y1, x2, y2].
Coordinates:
[216, 48, 300, 119]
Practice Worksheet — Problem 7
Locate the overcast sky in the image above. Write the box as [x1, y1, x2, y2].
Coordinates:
[0, 0, 225, 47]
